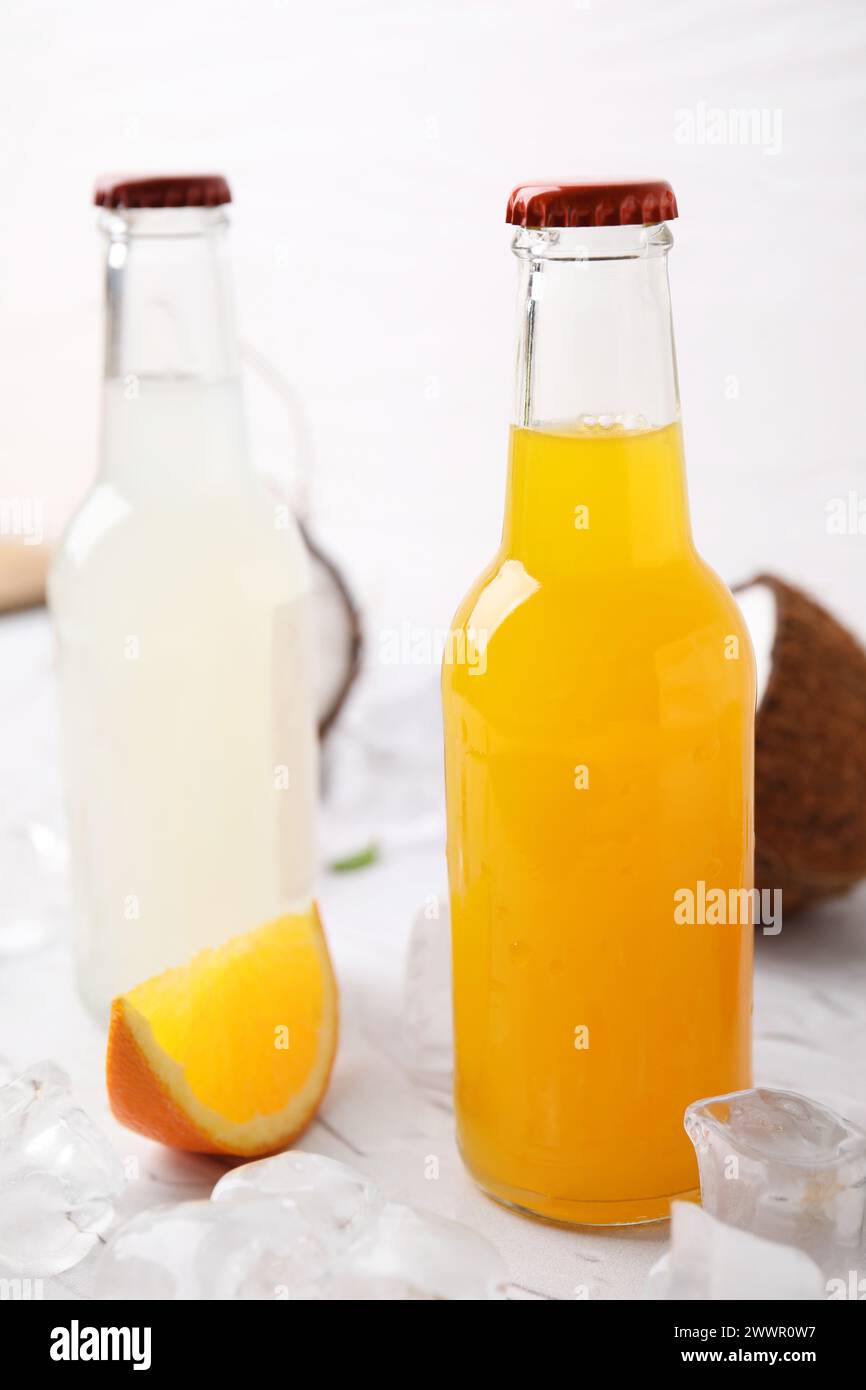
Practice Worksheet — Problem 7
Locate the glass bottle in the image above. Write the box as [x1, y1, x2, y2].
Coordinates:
[442, 181, 754, 1225]
[49, 175, 317, 1020]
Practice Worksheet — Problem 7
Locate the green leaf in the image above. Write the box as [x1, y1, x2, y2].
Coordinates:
[328, 842, 380, 873]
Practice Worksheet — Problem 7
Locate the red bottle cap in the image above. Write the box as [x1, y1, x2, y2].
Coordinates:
[506, 180, 677, 229]
[94, 174, 232, 209]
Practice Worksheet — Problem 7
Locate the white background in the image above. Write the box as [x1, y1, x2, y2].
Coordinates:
[2, 0, 864, 649]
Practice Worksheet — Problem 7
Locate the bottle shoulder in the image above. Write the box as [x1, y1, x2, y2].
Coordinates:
[452, 549, 746, 623]
[49, 482, 128, 598]
[444, 550, 755, 692]
[448, 553, 506, 630]
[49, 479, 311, 611]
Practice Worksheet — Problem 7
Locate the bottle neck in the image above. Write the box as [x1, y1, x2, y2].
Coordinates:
[504, 222, 691, 572]
[101, 206, 240, 383]
[98, 206, 248, 494]
[512, 222, 680, 428]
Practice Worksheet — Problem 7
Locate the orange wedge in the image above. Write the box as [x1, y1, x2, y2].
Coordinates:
[106, 904, 338, 1157]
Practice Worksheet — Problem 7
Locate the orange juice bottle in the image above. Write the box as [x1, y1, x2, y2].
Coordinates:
[442, 181, 754, 1225]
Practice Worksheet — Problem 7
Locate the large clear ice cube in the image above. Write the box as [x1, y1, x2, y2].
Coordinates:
[211, 1150, 382, 1248]
[97, 1152, 507, 1300]
[340, 1201, 508, 1301]
[402, 897, 453, 1095]
[648, 1201, 825, 1301]
[0, 1061, 125, 1275]
[94, 1198, 331, 1300]
[685, 1087, 866, 1275]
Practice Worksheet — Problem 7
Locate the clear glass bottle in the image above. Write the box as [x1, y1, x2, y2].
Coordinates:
[49, 175, 317, 1020]
[442, 181, 754, 1225]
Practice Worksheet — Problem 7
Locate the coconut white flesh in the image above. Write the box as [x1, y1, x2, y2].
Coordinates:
[735, 582, 776, 709]
[309, 547, 358, 730]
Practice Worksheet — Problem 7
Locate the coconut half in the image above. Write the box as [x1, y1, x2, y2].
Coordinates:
[300, 522, 363, 738]
[735, 574, 866, 915]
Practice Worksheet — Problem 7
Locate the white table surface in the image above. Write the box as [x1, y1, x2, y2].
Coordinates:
[2, 608, 864, 1301]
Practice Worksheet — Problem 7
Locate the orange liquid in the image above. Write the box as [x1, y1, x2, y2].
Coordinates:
[442, 421, 754, 1224]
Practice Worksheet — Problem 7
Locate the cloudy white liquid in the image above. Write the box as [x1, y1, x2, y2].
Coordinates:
[50, 379, 317, 1018]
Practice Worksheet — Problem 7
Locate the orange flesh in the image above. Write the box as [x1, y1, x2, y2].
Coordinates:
[107, 906, 338, 1156]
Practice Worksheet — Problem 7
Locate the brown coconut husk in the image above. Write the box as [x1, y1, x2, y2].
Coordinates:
[0, 541, 51, 614]
[738, 574, 866, 915]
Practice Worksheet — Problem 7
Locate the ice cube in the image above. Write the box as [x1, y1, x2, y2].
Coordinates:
[213, 1159, 506, 1299]
[648, 1201, 825, 1300]
[340, 1201, 508, 1300]
[0, 1061, 125, 1275]
[403, 898, 453, 1094]
[199, 1200, 332, 1300]
[99, 1154, 507, 1300]
[93, 1201, 213, 1299]
[94, 1198, 330, 1301]
[211, 1150, 382, 1247]
[685, 1088, 866, 1275]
